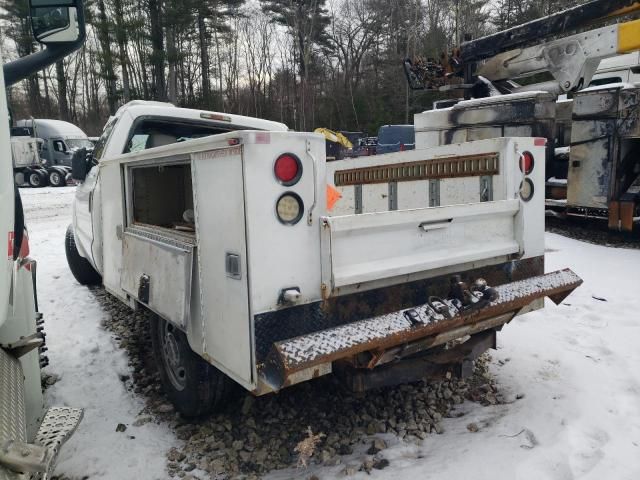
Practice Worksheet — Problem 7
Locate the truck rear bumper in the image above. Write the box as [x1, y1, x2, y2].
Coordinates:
[257, 269, 581, 393]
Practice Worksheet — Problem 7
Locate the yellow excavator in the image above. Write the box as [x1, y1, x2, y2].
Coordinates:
[314, 128, 353, 161]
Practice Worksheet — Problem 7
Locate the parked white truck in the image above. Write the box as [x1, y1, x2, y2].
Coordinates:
[66, 99, 582, 416]
[1, 0, 85, 478]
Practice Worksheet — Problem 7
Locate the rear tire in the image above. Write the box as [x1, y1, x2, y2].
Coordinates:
[65, 224, 101, 285]
[28, 171, 46, 188]
[150, 314, 235, 417]
[49, 170, 65, 187]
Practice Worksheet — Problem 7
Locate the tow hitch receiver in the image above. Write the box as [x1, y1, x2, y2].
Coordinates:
[260, 269, 582, 392]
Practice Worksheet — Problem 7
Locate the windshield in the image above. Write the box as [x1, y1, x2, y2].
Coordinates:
[66, 138, 94, 150]
[93, 116, 118, 161]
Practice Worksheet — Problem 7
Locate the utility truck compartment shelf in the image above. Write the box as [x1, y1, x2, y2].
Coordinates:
[120, 227, 194, 329]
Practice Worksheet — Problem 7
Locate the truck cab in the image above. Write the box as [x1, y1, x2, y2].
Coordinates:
[16, 119, 93, 168]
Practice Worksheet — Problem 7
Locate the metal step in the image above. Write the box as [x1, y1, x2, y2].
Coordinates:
[260, 269, 582, 391]
[34, 407, 83, 480]
[0, 348, 27, 446]
[0, 348, 83, 480]
[0, 348, 27, 480]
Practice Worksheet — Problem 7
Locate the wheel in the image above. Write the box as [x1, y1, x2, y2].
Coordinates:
[14, 171, 25, 186]
[150, 314, 236, 417]
[64, 224, 101, 285]
[48, 170, 65, 187]
[28, 171, 47, 188]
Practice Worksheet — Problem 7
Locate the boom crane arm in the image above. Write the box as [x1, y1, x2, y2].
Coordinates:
[476, 18, 640, 95]
[404, 0, 640, 95]
[461, 0, 640, 64]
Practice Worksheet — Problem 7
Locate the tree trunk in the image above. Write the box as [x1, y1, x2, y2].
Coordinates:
[149, 0, 167, 101]
[56, 61, 70, 121]
[113, 0, 131, 103]
[97, 0, 117, 114]
[167, 25, 178, 104]
[197, 6, 211, 108]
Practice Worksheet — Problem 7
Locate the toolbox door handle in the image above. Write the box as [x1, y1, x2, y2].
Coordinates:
[419, 219, 452, 231]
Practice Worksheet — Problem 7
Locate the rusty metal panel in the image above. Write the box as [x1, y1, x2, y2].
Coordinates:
[572, 89, 620, 118]
[334, 152, 499, 187]
[608, 201, 621, 230]
[567, 119, 615, 208]
[618, 88, 640, 138]
[334, 330, 496, 393]
[620, 201, 635, 232]
[260, 269, 582, 391]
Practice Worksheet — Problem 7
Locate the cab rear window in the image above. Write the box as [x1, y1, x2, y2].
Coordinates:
[124, 119, 239, 154]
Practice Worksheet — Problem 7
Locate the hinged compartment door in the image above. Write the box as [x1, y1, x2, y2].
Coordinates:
[120, 228, 194, 329]
[191, 147, 253, 387]
[322, 200, 520, 291]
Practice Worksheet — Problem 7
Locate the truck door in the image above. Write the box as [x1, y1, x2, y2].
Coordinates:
[191, 147, 253, 387]
[73, 164, 101, 271]
[52, 138, 66, 166]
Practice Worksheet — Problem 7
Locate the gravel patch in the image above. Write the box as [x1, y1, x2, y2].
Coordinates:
[89, 286, 504, 479]
[546, 217, 640, 249]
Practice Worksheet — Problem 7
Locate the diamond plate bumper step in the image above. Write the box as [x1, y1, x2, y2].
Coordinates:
[259, 269, 582, 392]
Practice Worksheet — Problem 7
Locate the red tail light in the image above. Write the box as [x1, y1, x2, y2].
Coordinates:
[19, 231, 29, 259]
[274, 154, 302, 186]
[519, 151, 534, 175]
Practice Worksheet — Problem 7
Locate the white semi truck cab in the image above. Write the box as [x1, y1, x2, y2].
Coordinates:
[1, 1, 85, 478]
[67, 99, 582, 417]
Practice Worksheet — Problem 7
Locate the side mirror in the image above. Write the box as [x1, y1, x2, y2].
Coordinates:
[4, 1, 85, 86]
[30, 0, 81, 44]
[71, 147, 88, 182]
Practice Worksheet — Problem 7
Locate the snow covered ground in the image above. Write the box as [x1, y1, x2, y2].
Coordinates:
[21, 186, 640, 480]
[21, 187, 174, 479]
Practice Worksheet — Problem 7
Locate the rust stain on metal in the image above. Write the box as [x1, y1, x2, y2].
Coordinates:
[334, 152, 499, 187]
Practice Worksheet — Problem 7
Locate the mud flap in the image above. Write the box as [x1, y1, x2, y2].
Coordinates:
[259, 269, 582, 392]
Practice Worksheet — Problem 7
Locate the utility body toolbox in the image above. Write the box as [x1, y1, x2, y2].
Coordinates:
[96, 128, 581, 394]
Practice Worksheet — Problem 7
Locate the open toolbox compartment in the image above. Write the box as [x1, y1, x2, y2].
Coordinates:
[120, 161, 196, 328]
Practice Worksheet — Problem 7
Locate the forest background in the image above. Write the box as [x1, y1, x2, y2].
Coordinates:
[1, 0, 583, 135]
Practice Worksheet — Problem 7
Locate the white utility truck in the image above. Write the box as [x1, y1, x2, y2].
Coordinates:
[1, 1, 85, 479]
[67, 100, 582, 416]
